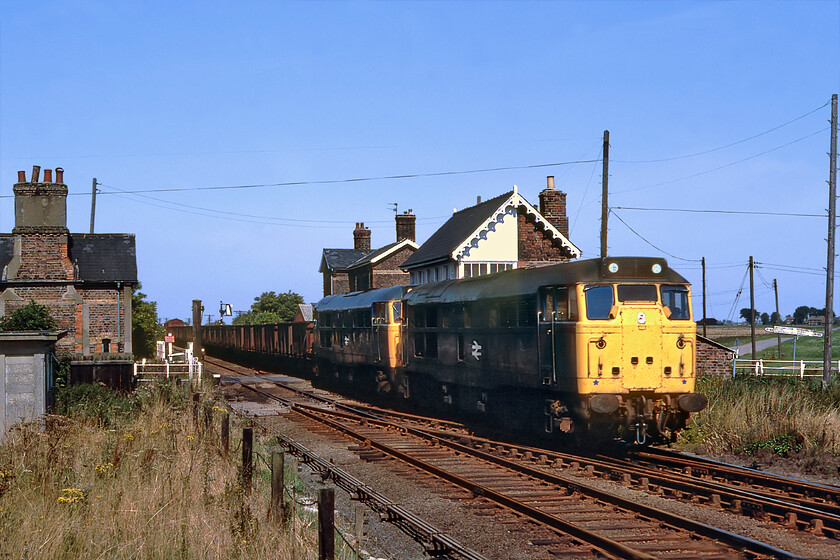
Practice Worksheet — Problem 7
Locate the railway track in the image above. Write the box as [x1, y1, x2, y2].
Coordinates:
[207, 356, 835, 559]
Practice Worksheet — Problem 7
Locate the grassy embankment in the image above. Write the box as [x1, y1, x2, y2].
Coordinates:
[685, 327, 840, 473]
[0, 381, 360, 560]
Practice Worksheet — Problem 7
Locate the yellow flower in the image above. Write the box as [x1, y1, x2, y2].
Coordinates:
[186, 435, 195, 441]
[57, 488, 85, 504]
[123, 433, 135, 441]
[95, 463, 115, 477]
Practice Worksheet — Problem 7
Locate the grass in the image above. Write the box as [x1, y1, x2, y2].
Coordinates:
[0, 381, 364, 560]
[680, 375, 840, 474]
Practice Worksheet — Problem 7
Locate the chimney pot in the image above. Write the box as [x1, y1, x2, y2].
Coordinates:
[477, 196, 481, 205]
[44, 169, 53, 183]
[55, 167, 63, 183]
[547, 176, 555, 189]
[31, 165, 41, 183]
[17, 171, 25, 183]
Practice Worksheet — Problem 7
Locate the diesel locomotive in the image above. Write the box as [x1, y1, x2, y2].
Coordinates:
[192, 256, 707, 445]
[312, 256, 706, 444]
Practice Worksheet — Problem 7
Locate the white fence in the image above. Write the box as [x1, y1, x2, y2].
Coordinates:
[134, 357, 202, 382]
[733, 358, 839, 380]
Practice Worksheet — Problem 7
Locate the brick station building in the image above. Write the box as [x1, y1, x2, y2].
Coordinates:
[0, 166, 137, 355]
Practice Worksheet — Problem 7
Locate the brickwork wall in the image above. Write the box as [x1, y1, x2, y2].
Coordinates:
[697, 337, 735, 378]
[332, 272, 351, 295]
[15, 234, 74, 280]
[517, 209, 571, 266]
[1, 286, 124, 355]
[372, 247, 413, 288]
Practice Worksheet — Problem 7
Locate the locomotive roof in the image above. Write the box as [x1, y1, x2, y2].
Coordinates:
[315, 285, 409, 312]
[404, 257, 689, 305]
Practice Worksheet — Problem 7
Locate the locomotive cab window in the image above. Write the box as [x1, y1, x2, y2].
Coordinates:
[391, 301, 402, 323]
[584, 285, 614, 320]
[617, 284, 657, 302]
[373, 303, 387, 324]
[661, 285, 690, 320]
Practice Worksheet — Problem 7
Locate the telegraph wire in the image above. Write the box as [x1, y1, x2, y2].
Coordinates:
[614, 100, 831, 164]
[100, 182, 450, 227]
[611, 206, 825, 219]
[609, 209, 700, 262]
[726, 265, 750, 323]
[613, 127, 829, 195]
[0, 158, 599, 199]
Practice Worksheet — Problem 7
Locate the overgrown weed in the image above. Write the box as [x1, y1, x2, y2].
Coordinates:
[680, 375, 840, 474]
[0, 380, 328, 559]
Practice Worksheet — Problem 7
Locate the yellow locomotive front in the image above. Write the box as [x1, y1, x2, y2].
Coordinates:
[572, 259, 706, 444]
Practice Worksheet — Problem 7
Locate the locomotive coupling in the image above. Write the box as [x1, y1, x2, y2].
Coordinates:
[677, 393, 708, 413]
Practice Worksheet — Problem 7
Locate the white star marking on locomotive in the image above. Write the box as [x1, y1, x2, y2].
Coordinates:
[471, 340, 482, 360]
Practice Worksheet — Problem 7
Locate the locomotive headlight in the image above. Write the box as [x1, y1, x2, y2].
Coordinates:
[651, 263, 662, 274]
[676, 336, 686, 349]
[608, 262, 619, 273]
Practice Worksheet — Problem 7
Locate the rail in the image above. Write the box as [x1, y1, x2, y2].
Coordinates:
[733, 358, 839, 379]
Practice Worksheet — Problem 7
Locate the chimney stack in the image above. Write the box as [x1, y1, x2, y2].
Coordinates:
[396, 209, 416, 242]
[353, 222, 371, 251]
[12, 164, 69, 234]
[539, 175, 569, 238]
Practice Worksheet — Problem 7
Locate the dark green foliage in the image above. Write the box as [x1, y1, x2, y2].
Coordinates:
[233, 291, 304, 325]
[132, 284, 164, 359]
[56, 383, 140, 427]
[0, 300, 56, 331]
[742, 434, 803, 457]
[739, 307, 759, 324]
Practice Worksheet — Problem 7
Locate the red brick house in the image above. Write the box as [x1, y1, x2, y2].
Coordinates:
[400, 177, 580, 284]
[0, 166, 137, 355]
[320, 212, 419, 297]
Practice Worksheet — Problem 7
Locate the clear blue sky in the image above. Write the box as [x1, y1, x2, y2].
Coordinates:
[1, 1, 838, 323]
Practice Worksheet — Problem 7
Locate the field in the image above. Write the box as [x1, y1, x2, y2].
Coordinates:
[699, 324, 778, 347]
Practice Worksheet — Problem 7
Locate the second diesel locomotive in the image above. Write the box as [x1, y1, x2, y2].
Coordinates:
[312, 256, 707, 444]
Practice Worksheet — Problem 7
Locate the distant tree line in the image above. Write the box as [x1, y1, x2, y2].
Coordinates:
[233, 291, 304, 324]
[701, 305, 833, 326]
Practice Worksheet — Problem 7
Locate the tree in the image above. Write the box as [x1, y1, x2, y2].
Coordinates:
[233, 291, 304, 325]
[770, 311, 781, 325]
[739, 308, 759, 324]
[760, 312, 770, 325]
[793, 306, 810, 324]
[0, 300, 56, 331]
[132, 284, 163, 359]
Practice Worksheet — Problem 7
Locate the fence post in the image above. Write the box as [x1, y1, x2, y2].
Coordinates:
[203, 401, 213, 434]
[801, 361, 806, 379]
[271, 451, 286, 523]
[354, 504, 364, 555]
[221, 411, 230, 454]
[318, 488, 335, 560]
[242, 427, 253, 493]
[192, 393, 200, 427]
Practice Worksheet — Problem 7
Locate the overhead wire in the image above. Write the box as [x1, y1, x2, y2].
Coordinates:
[726, 264, 750, 323]
[0, 157, 601, 199]
[611, 206, 825, 219]
[613, 127, 829, 195]
[614, 100, 831, 164]
[608, 209, 700, 262]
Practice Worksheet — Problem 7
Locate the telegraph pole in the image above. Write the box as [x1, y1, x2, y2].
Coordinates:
[600, 130, 609, 259]
[702, 257, 707, 338]
[749, 256, 756, 358]
[774, 279, 782, 358]
[825, 93, 838, 388]
[90, 178, 98, 234]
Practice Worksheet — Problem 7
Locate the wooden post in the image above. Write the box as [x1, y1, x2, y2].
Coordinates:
[203, 401, 213, 434]
[600, 130, 610, 259]
[749, 256, 757, 358]
[221, 411, 230, 454]
[192, 393, 200, 427]
[354, 504, 364, 555]
[271, 451, 286, 523]
[242, 427, 253, 493]
[318, 488, 335, 560]
[701, 257, 707, 338]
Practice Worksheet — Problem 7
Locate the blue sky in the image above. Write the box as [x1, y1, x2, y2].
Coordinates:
[1, 1, 838, 323]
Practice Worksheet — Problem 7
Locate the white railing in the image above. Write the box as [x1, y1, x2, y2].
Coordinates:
[134, 356, 202, 382]
[733, 358, 839, 379]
